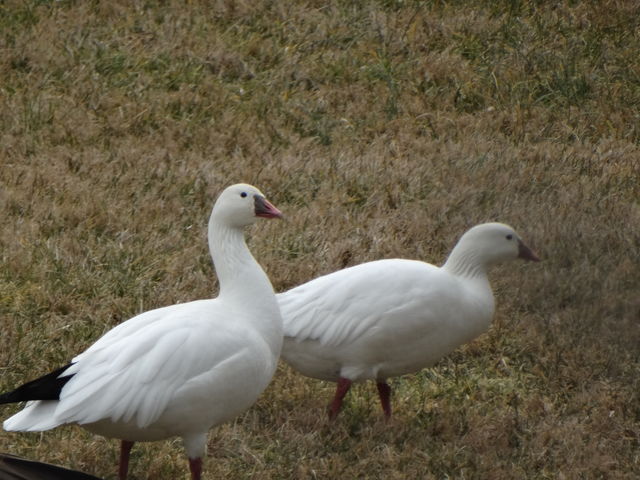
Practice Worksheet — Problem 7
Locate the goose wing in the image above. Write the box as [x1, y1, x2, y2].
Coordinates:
[278, 259, 448, 348]
[4, 299, 259, 431]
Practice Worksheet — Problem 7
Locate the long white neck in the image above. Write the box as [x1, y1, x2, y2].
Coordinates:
[207, 214, 283, 360]
[442, 241, 496, 329]
[208, 220, 274, 303]
[442, 242, 489, 280]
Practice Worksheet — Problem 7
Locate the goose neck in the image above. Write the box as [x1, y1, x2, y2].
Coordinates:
[208, 222, 271, 301]
[442, 244, 489, 279]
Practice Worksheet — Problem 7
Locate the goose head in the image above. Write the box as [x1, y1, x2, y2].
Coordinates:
[211, 183, 283, 228]
[456, 222, 540, 267]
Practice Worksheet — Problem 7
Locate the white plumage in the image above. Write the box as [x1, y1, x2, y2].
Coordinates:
[2, 183, 284, 480]
[278, 222, 540, 420]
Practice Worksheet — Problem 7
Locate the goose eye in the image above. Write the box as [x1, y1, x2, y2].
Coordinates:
[240, 192, 248, 198]
[506, 234, 513, 240]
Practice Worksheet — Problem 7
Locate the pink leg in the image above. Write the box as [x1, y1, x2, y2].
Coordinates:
[328, 377, 352, 421]
[118, 440, 134, 480]
[189, 457, 203, 480]
[376, 381, 392, 419]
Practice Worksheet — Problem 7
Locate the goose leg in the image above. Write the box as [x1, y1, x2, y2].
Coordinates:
[376, 381, 392, 419]
[328, 377, 352, 421]
[118, 440, 134, 480]
[189, 457, 203, 480]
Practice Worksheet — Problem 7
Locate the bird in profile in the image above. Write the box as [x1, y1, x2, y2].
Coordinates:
[1, 183, 284, 480]
[278, 222, 540, 420]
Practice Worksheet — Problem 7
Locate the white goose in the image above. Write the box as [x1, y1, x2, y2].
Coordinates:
[1, 184, 283, 480]
[278, 222, 540, 420]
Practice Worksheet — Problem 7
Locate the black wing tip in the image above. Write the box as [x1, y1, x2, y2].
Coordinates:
[0, 363, 75, 405]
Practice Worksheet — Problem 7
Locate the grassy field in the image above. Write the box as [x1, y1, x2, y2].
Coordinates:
[1, 0, 639, 478]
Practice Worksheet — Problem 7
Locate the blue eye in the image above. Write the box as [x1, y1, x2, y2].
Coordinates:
[240, 192, 247, 198]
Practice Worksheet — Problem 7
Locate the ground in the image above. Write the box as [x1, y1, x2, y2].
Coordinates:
[0, 1, 639, 478]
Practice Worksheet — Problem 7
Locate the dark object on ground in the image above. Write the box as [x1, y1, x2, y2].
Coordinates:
[0, 453, 103, 480]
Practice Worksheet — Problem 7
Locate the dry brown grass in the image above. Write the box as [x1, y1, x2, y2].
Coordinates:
[1, 0, 639, 478]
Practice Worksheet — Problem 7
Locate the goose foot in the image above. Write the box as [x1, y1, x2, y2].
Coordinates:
[328, 377, 352, 421]
[189, 457, 202, 480]
[118, 440, 134, 480]
[376, 381, 392, 419]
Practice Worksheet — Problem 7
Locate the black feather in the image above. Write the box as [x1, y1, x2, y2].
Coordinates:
[0, 453, 103, 480]
[0, 364, 74, 404]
